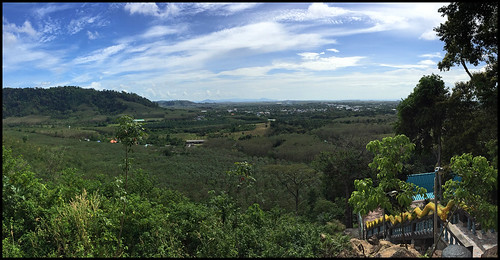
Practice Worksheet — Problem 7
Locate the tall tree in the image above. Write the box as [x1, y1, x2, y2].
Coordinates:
[265, 163, 319, 214]
[434, 2, 498, 164]
[114, 115, 146, 256]
[312, 146, 370, 228]
[395, 74, 449, 168]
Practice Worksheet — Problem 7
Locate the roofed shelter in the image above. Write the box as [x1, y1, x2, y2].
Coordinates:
[406, 172, 461, 201]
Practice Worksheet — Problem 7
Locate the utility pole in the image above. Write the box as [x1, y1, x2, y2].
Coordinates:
[434, 169, 438, 246]
[433, 166, 442, 249]
[433, 131, 443, 253]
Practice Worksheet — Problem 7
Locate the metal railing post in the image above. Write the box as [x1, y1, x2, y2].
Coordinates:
[411, 221, 415, 237]
[472, 220, 476, 235]
[444, 227, 449, 243]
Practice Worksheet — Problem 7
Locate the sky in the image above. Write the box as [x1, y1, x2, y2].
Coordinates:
[2, 2, 485, 102]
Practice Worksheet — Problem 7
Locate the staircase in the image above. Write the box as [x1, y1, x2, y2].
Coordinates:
[363, 206, 498, 257]
[445, 219, 498, 257]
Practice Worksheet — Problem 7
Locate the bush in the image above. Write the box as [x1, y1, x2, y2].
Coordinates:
[311, 198, 345, 224]
[2, 146, 48, 256]
[324, 219, 346, 234]
[319, 232, 352, 257]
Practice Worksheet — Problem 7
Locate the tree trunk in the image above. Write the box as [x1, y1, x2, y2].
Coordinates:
[295, 188, 299, 214]
[116, 146, 129, 257]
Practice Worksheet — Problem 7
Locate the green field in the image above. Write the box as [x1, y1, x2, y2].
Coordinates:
[2, 101, 397, 207]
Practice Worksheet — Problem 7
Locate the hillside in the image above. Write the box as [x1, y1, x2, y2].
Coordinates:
[2, 86, 160, 119]
[156, 100, 200, 108]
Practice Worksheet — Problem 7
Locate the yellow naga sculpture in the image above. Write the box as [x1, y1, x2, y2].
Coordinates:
[365, 200, 455, 229]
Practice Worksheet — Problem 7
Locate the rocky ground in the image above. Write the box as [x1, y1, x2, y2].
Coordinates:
[335, 235, 497, 258]
[337, 236, 426, 258]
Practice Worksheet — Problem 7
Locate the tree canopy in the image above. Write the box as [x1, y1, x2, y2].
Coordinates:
[443, 153, 498, 231]
[396, 2, 498, 166]
[349, 135, 426, 217]
[395, 74, 449, 162]
[435, 2, 498, 78]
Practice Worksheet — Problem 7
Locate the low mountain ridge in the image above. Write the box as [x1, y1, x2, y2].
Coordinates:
[2, 86, 160, 118]
[155, 100, 199, 108]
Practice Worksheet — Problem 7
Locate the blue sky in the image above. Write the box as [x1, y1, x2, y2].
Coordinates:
[2, 2, 483, 102]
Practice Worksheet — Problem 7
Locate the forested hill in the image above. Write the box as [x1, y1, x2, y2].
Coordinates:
[156, 100, 199, 108]
[2, 86, 159, 118]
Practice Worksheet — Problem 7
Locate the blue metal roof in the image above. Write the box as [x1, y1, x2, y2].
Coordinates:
[413, 192, 435, 201]
[406, 172, 461, 201]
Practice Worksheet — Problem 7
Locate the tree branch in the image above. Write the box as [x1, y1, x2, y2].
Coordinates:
[460, 58, 474, 79]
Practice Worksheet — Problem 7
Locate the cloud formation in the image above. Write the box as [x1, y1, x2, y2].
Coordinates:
[124, 2, 259, 18]
[3, 2, 474, 102]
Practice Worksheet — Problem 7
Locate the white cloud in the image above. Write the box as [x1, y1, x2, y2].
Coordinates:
[327, 48, 340, 53]
[222, 3, 259, 14]
[274, 2, 351, 22]
[72, 73, 93, 83]
[357, 3, 447, 39]
[73, 44, 127, 64]
[173, 22, 332, 54]
[273, 3, 446, 40]
[84, 81, 103, 90]
[378, 56, 439, 70]
[19, 21, 38, 37]
[298, 52, 321, 60]
[188, 3, 259, 16]
[33, 4, 74, 18]
[124, 3, 160, 16]
[123, 3, 184, 18]
[3, 20, 38, 39]
[124, 3, 259, 18]
[379, 63, 428, 69]
[418, 59, 437, 67]
[419, 30, 439, 40]
[275, 55, 365, 71]
[2, 31, 18, 47]
[97, 21, 335, 77]
[420, 52, 441, 59]
[87, 30, 99, 40]
[39, 17, 62, 42]
[67, 15, 107, 35]
[307, 3, 349, 19]
[140, 25, 184, 38]
[217, 66, 273, 77]
[217, 52, 364, 78]
[2, 29, 62, 72]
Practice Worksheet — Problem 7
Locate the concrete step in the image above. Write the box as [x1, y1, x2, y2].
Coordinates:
[447, 222, 498, 257]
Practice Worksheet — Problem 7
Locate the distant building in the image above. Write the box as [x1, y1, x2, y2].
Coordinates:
[133, 119, 145, 122]
[185, 140, 205, 147]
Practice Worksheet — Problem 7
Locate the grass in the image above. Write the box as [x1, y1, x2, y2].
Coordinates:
[2, 115, 51, 125]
